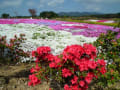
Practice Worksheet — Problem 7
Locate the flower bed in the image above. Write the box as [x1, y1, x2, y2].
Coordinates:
[86, 19, 115, 23]
[0, 19, 120, 62]
[0, 23, 97, 62]
[0, 19, 119, 37]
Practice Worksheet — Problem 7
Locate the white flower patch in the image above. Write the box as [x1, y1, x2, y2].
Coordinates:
[61, 24, 85, 26]
[0, 23, 97, 62]
[104, 21, 114, 23]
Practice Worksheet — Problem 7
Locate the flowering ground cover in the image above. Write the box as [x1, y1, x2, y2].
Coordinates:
[0, 19, 119, 37]
[86, 19, 115, 23]
[0, 23, 97, 62]
[0, 19, 119, 62]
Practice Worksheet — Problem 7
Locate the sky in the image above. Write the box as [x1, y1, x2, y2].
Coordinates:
[0, 0, 120, 16]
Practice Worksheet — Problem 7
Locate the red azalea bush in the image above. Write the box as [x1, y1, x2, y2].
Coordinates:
[0, 34, 30, 64]
[28, 44, 107, 90]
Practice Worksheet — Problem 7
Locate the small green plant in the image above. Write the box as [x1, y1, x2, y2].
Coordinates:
[32, 33, 46, 39]
[0, 34, 30, 65]
[94, 30, 120, 87]
[32, 32, 55, 39]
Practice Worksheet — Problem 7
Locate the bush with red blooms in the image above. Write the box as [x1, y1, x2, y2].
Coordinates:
[0, 34, 30, 64]
[28, 44, 107, 90]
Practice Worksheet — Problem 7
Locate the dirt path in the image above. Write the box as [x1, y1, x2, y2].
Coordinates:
[0, 63, 50, 90]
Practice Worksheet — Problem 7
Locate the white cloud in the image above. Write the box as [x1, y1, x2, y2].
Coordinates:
[0, 0, 23, 7]
[48, 0, 64, 6]
[74, 0, 120, 3]
[86, 5, 101, 11]
[38, 0, 64, 7]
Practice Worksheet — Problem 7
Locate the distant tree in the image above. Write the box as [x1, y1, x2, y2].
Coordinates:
[91, 12, 120, 18]
[28, 9, 37, 17]
[1, 13, 10, 18]
[40, 11, 58, 19]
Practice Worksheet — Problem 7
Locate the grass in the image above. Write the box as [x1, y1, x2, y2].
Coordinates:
[54, 18, 119, 27]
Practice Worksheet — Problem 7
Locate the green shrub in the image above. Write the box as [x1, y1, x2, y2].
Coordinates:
[93, 30, 120, 87]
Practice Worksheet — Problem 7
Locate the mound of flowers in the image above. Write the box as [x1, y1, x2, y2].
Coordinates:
[0, 34, 30, 64]
[28, 44, 107, 90]
[94, 30, 120, 86]
[0, 19, 119, 37]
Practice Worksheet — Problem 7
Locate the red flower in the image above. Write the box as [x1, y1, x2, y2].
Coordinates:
[49, 88, 52, 90]
[85, 72, 94, 84]
[71, 75, 78, 84]
[64, 84, 72, 90]
[54, 56, 61, 63]
[30, 64, 41, 73]
[79, 80, 85, 87]
[112, 77, 114, 80]
[85, 76, 92, 84]
[49, 62, 56, 68]
[36, 46, 51, 55]
[71, 84, 79, 90]
[97, 59, 106, 66]
[35, 64, 41, 71]
[100, 67, 106, 74]
[79, 61, 89, 71]
[45, 54, 55, 61]
[62, 45, 84, 61]
[32, 50, 36, 57]
[30, 68, 36, 73]
[88, 61, 97, 69]
[28, 74, 41, 86]
[83, 43, 97, 59]
[28, 81, 32, 86]
[74, 59, 81, 65]
[62, 68, 72, 78]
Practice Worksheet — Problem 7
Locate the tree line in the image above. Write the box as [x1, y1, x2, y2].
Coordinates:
[1, 9, 120, 19]
[1, 9, 59, 19]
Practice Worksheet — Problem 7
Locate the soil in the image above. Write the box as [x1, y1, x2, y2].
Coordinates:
[0, 63, 50, 90]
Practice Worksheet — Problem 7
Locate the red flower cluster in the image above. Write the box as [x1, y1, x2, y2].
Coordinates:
[32, 46, 51, 58]
[28, 74, 41, 86]
[62, 68, 73, 78]
[28, 44, 107, 89]
[83, 43, 97, 60]
[0, 34, 30, 63]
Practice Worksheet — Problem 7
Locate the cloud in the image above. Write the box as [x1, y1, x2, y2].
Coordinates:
[48, 0, 64, 6]
[0, 0, 23, 7]
[38, 0, 64, 8]
[85, 5, 101, 11]
[74, 0, 120, 3]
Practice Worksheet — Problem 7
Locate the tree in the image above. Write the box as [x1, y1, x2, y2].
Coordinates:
[1, 13, 10, 18]
[40, 11, 58, 19]
[28, 9, 37, 17]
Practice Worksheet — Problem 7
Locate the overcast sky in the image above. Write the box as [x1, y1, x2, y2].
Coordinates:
[0, 0, 120, 16]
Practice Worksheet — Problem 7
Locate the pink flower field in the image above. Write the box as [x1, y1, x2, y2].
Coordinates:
[0, 19, 119, 37]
